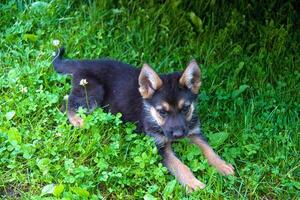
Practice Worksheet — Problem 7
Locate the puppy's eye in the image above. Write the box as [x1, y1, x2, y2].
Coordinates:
[157, 109, 168, 117]
[181, 105, 190, 114]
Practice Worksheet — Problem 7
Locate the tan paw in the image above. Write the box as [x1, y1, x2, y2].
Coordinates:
[69, 115, 84, 127]
[214, 159, 235, 176]
[185, 178, 206, 193]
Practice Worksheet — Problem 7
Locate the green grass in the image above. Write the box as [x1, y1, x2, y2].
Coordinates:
[0, 0, 299, 199]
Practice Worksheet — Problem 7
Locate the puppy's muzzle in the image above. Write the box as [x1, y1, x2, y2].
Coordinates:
[167, 127, 188, 139]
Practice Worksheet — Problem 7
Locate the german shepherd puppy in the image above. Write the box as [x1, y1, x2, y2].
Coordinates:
[53, 48, 234, 191]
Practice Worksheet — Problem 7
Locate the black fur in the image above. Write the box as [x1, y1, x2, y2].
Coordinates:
[53, 48, 201, 136]
[53, 48, 145, 129]
[52, 48, 235, 190]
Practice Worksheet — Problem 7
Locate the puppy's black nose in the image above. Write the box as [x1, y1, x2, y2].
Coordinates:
[173, 130, 184, 138]
[172, 128, 187, 138]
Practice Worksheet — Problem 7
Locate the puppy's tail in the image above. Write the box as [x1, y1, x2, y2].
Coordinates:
[52, 47, 74, 74]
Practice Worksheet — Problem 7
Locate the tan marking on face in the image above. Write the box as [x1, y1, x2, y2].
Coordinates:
[149, 132, 168, 145]
[188, 126, 200, 135]
[163, 142, 206, 191]
[155, 105, 163, 110]
[150, 106, 165, 126]
[178, 99, 185, 109]
[161, 101, 171, 111]
[186, 103, 195, 121]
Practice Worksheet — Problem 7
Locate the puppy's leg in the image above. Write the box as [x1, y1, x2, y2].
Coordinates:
[67, 75, 105, 127]
[189, 134, 235, 176]
[158, 142, 205, 192]
[67, 109, 84, 127]
[67, 91, 85, 127]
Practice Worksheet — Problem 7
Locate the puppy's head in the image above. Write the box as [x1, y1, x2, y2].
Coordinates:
[139, 60, 201, 140]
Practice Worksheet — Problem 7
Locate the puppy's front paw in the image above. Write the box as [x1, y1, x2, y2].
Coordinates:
[214, 159, 235, 176]
[185, 178, 206, 192]
[69, 115, 84, 127]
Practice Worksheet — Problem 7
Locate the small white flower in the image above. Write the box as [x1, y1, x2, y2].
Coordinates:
[63, 95, 69, 101]
[52, 51, 56, 56]
[20, 86, 28, 93]
[56, 132, 62, 137]
[79, 79, 88, 86]
[52, 39, 60, 47]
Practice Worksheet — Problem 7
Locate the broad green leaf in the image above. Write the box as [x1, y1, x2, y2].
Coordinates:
[41, 184, 55, 196]
[31, 1, 48, 13]
[170, 0, 182, 9]
[36, 158, 51, 173]
[23, 34, 38, 42]
[31, 1, 48, 8]
[232, 85, 249, 99]
[294, 181, 300, 190]
[163, 180, 176, 199]
[70, 187, 89, 198]
[208, 131, 229, 148]
[186, 145, 201, 161]
[8, 69, 19, 84]
[96, 158, 108, 171]
[147, 184, 158, 194]
[6, 111, 15, 120]
[21, 144, 36, 159]
[144, 194, 157, 200]
[53, 184, 64, 197]
[189, 12, 203, 32]
[234, 61, 245, 77]
[7, 127, 22, 144]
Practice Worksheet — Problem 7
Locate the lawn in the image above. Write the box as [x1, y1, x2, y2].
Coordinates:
[0, 0, 299, 199]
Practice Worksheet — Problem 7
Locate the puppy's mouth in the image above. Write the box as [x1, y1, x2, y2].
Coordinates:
[164, 132, 187, 140]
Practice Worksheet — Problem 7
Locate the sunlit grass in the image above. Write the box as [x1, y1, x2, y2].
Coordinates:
[0, 0, 299, 199]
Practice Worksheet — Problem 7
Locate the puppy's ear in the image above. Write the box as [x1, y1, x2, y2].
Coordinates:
[179, 59, 201, 94]
[139, 63, 163, 99]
